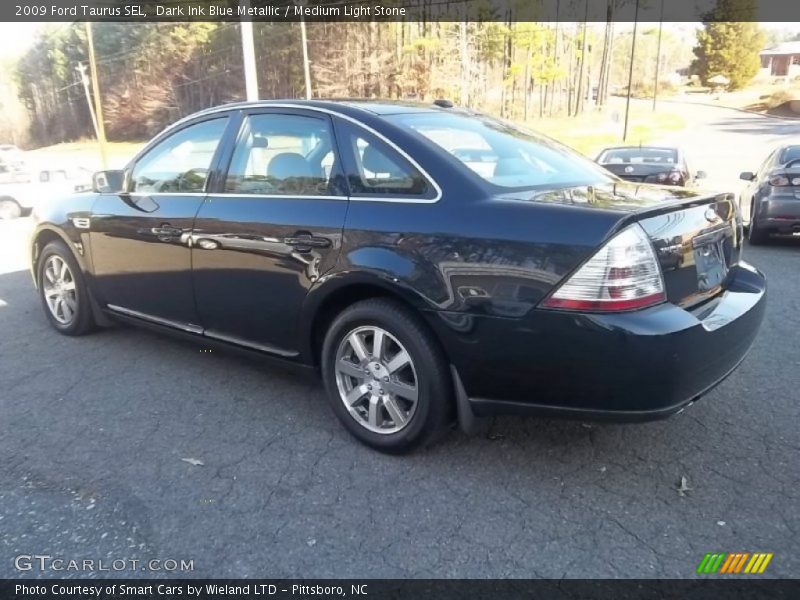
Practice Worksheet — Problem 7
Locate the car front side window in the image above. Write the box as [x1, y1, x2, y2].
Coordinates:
[224, 113, 340, 197]
[130, 117, 228, 194]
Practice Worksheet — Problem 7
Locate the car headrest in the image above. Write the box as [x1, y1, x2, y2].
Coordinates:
[267, 153, 313, 179]
[362, 145, 401, 176]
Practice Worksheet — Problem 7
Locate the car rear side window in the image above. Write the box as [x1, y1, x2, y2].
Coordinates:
[130, 118, 228, 193]
[225, 113, 341, 197]
[341, 127, 433, 199]
[779, 145, 800, 165]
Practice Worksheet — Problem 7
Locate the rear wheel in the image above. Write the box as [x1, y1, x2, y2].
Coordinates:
[0, 198, 21, 220]
[37, 241, 96, 335]
[748, 204, 769, 245]
[321, 298, 453, 453]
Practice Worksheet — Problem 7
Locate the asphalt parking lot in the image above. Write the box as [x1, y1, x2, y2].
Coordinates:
[1, 215, 798, 579]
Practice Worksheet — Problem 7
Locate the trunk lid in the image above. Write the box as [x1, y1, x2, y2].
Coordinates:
[518, 182, 742, 308]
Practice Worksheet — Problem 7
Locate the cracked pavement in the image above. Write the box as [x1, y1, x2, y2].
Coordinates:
[1, 102, 799, 579]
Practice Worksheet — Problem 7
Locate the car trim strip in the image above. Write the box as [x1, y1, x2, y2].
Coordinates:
[106, 304, 204, 334]
[203, 330, 299, 357]
[162, 102, 443, 204]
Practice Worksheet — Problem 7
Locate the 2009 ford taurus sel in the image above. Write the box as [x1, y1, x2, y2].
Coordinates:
[30, 100, 766, 452]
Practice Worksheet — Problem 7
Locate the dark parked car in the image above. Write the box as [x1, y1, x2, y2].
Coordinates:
[30, 100, 766, 452]
[739, 143, 800, 244]
[596, 145, 706, 187]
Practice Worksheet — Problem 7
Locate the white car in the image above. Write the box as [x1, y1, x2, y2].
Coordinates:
[0, 167, 92, 219]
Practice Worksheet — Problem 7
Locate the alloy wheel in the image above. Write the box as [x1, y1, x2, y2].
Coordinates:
[42, 255, 78, 325]
[334, 326, 419, 434]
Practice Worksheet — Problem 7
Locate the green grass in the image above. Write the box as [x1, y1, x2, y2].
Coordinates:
[26, 140, 146, 171]
[521, 106, 686, 157]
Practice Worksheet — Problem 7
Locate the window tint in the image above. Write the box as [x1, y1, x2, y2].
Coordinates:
[225, 114, 338, 196]
[131, 118, 227, 193]
[344, 130, 430, 197]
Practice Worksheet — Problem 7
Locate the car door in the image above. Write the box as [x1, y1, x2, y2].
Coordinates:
[89, 116, 231, 328]
[191, 108, 349, 356]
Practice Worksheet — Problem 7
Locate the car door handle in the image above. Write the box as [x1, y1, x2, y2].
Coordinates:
[284, 233, 331, 250]
[151, 224, 183, 237]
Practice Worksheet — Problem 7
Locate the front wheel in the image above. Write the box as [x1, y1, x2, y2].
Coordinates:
[37, 241, 96, 335]
[321, 298, 453, 453]
[0, 198, 21, 220]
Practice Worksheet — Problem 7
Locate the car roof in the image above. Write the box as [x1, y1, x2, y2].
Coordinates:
[190, 99, 445, 120]
[600, 146, 680, 152]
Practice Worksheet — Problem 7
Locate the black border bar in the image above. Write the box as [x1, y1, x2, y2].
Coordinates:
[4, 0, 800, 22]
[2, 579, 800, 600]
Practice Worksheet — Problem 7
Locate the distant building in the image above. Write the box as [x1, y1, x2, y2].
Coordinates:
[759, 41, 800, 78]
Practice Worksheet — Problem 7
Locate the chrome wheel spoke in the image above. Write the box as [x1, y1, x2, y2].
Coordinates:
[383, 396, 407, 427]
[384, 379, 418, 402]
[372, 328, 385, 361]
[345, 384, 369, 407]
[337, 359, 365, 380]
[385, 350, 410, 374]
[348, 332, 368, 361]
[368, 397, 380, 428]
[59, 259, 68, 280]
[61, 298, 74, 321]
[61, 280, 75, 291]
[63, 294, 77, 310]
[44, 286, 59, 298]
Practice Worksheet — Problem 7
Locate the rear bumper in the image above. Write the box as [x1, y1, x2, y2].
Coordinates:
[429, 261, 766, 421]
[760, 197, 800, 230]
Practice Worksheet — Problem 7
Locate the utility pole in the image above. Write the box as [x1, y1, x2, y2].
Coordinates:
[653, 0, 665, 112]
[76, 63, 100, 140]
[296, 0, 312, 99]
[84, 22, 108, 170]
[622, 0, 640, 142]
[240, 0, 259, 101]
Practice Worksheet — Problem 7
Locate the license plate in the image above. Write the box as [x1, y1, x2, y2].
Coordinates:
[694, 240, 727, 291]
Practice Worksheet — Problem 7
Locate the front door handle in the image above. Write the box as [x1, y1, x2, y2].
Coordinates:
[284, 232, 332, 251]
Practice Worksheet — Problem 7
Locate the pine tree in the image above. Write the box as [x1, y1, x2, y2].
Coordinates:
[692, 1, 764, 90]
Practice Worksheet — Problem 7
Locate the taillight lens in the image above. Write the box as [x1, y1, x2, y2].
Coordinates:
[541, 224, 666, 312]
[769, 175, 790, 186]
[668, 171, 682, 184]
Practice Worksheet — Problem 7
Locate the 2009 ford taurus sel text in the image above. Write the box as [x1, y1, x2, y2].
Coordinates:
[30, 100, 767, 452]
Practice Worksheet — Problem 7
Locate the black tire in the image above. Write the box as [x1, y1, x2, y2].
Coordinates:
[321, 297, 453, 453]
[0, 198, 22, 220]
[748, 206, 769, 245]
[37, 240, 96, 336]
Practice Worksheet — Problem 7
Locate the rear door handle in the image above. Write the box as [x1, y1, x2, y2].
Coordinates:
[284, 232, 331, 251]
[151, 224, 183, 237]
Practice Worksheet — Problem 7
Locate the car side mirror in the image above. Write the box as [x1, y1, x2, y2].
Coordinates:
[92, 170, 125, 193]
[739, 171, 755, 181]
[695, 170, 707, 179]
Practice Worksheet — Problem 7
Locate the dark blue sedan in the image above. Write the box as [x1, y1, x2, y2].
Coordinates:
[29, 100, 766, 452]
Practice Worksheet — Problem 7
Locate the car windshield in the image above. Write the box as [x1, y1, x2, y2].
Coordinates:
[597, 147, 678, 165]
[779, 145, 800, 165]
[387, 112, 614, 190]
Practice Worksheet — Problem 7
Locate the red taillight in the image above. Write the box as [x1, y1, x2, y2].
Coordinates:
[769, 175, 790, 186]
[541, 224, 666, 313]
[668, 171, 682, 184]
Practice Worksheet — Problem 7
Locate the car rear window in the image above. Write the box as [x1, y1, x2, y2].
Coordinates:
[779, 145, 800, 165]
[597, 147, 678, 165]
[387, 112, 613, 191]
